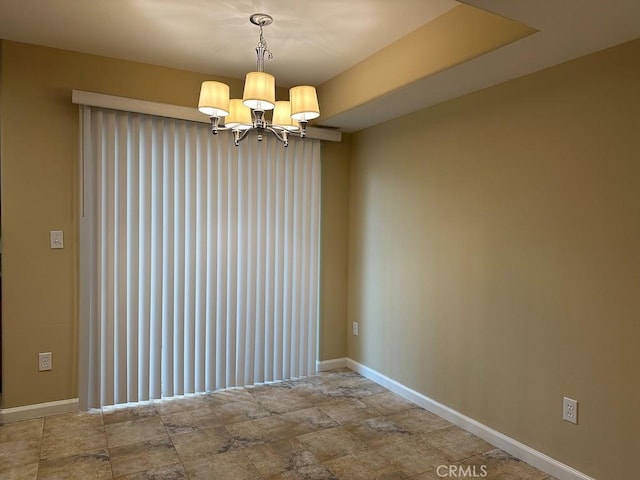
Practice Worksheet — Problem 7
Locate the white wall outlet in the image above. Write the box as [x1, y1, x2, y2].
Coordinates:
[39, 352, 52, 371]
[50, 230, 64, 249]
[563, 396, 578, 424]
[352, 321, 359, 336]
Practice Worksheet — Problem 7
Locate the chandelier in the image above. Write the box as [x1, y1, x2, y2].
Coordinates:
[197, 13, 320, 147]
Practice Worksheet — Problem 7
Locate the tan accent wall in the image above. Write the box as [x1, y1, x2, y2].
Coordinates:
[319, 135, 351, 361]
[318, 4, 536, 122]
[348, 38, 640, 480]
[0, 40, 347, 408]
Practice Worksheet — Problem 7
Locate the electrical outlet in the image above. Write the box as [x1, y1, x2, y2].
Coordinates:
[39, 352, 52, 371]
[352, 322, 359, 336]
[563, 396, 578, 424]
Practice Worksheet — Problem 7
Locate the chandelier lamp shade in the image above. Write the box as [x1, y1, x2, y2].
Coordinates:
[198, 13, 320, 147]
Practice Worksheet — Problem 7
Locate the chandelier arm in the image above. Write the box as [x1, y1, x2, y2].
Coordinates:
[265, 127, 289, 147]
[297, 120, 309, 138]
[233, 128, 252, 146]
[209, 116, 222, 134]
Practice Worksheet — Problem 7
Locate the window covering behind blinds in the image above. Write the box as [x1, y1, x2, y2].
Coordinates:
[80, 106, 321, 408]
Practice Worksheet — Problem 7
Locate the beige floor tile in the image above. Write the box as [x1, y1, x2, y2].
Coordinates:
[0, 461, 39, 480]
[319, 369, 362, 382]
[406, 471, 444, 480]
[325, 374, 381, 389]
[323, 372, 387, 393]
[0, 440, 40, 471]
[266, 463, 338, 480]
[422, 426, 494, 461]
[103, 403, 158, 426]
[109, 438, 180, 478]
[105, 416, 168, 448]
[361, 391, 416, 416]
[346, 415, 414, 447]
[387, 408, 452, 435]
[0, 418, 43, 444]
[171, 425, 235, 463]
[203, 388, 255, 407]
[41, 411, 107, 461]
[152, 395, 210, 416]
[376, 436, 451, 476]
[278, 407, 338, 437]
[227, 414, 294, 446]
[324, 450, 408, 480]
[213, 399, 272, 424]
[296, 426, 367, 462]
[248, 380, 331, 413]
[40, 426, 108, 461]
[183, 449, 261, 480]
[112, 462, 188, 480]
[244, 437, 316, 477]
[160, 405, 221, 436]
[317, 379, 388, 400]
[44, 410, 103, 429]
[319, 397, 381, 425]
[37, 450, 112, 480]
[281, 377, 338, 405]
[251, 388, 321, 414]
[458, 449, 550, 480]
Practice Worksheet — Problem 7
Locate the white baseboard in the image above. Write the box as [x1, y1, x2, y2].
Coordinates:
[346, 358, 596, 480]
[0, 398, 79, 424]
[316, 357, 348, 371]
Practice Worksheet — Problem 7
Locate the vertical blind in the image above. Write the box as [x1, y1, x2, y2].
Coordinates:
[80, 106, 321, 408]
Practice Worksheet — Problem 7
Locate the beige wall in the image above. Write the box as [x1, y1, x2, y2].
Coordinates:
[319, 136, 351, 361]
[348, 38, 640, 480]
[0, 40, 348, 408]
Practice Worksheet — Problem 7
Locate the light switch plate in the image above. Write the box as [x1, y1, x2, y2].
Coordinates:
[50, 230, 64, 249]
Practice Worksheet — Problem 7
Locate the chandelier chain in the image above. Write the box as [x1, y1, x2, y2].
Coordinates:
[255, 22, 273, 73]
[258, 24, 273, 61]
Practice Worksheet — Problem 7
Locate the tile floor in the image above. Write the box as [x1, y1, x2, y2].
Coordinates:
[0, 369, 558, 480]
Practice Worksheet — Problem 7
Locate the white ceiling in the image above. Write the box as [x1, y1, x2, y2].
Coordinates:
[1, 0, 640, 132]
[0, 0, 457, 86]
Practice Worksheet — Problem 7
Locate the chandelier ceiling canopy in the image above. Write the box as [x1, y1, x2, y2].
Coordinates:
[198, 13, 320, 147]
